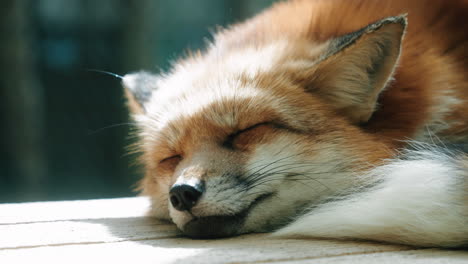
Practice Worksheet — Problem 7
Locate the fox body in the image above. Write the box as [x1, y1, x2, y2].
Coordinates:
[123, 0, 468, 247]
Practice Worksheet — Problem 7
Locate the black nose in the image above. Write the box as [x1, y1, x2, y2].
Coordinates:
[169, 182, 204, 211]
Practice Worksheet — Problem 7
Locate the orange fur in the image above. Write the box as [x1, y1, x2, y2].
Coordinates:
[214, 0, 468, 144]
[123, 0, 468, 245]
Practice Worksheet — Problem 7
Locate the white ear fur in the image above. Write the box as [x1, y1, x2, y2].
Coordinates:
[307, 15, 407, 123]
[122, 71, 159, 114]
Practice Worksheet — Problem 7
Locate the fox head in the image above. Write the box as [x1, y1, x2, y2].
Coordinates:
[123, 16, 406, 238]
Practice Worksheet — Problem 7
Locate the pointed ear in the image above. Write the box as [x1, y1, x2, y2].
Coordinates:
[122, 71, 159, 114]
[305, 15, 407, 124]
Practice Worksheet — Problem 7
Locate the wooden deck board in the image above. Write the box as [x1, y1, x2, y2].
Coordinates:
[0, 197, 466, 263]
[0, 197, 150, 224]
[275, 249, 468, 264]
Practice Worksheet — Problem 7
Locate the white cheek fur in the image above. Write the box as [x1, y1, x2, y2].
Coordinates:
[147, 129, 468, 248]
[274, 147, 468, 247]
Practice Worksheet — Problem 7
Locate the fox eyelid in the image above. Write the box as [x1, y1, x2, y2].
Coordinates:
[159, 154, 182, 164]
[223, 122, 272, 149]
[238, 122, 271, 134]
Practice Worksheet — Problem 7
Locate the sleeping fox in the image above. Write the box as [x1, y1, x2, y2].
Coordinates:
[122, 0, 468, 247]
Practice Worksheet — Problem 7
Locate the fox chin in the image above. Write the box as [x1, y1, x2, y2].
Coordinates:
[121, 0, 468, 247]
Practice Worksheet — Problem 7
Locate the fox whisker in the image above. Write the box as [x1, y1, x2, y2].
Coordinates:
[86, 69, 123, 79]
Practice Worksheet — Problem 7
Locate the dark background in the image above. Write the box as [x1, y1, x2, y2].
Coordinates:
[1, 0, 277, 203]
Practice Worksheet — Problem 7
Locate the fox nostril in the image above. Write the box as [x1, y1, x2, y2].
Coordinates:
[169, 183, 204, 211]
[184, 189, 203, 203]
[170, 195, 181, 209]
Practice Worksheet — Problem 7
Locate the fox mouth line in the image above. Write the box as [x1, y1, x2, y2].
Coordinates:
[182, 192, 274, 238]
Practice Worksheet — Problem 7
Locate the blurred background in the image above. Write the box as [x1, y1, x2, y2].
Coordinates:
[1, 0, 278, 203]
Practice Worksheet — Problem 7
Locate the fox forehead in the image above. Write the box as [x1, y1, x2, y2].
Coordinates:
[134, 40, 338, 154]
[138, 75, 339, 153]
[141, 38, 328, 119]
[139, 94, 282, 153]
[146, 80, 274, 126]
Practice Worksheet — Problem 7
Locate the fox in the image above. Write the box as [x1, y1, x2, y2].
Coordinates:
[121, 0, 468, 247]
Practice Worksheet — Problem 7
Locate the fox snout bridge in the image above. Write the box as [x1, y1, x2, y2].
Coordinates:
[169, 182, 204, 211]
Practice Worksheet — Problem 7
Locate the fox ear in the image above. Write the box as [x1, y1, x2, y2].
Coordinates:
[306, 15, 407, 124]
[122, 71, 159, 114]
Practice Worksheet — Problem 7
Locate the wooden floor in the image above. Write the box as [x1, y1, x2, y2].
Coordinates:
[1, 197, 467, 264]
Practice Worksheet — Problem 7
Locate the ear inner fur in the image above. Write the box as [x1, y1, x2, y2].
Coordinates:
[303, 16, 407, 124]
[122, 71, 159, 114]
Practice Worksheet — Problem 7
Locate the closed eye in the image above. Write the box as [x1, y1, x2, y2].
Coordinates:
[159, 154, 182, 164]
[223, 122, 271, 149]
